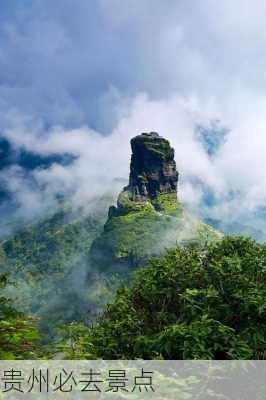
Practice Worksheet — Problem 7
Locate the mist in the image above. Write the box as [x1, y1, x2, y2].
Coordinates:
[1, 1, 266, 327]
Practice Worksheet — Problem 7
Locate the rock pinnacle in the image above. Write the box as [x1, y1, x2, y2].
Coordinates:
[126, 132, 179, 201]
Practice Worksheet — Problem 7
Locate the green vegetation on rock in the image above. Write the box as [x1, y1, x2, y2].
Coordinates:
[152, 192, 183, 215]
[90, 132, 221, 270]
[90, 190, 220, 269]
[144, 139, 174, 159]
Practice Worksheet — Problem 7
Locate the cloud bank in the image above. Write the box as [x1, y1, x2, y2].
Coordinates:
[1, 0, 266, 238]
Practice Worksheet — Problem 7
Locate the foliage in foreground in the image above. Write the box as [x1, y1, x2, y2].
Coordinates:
[0, 274, 42, 359]
[87, 237, 266, 359]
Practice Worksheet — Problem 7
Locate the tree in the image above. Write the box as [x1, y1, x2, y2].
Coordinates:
[0, 273, 42, 359]
[89, 237, 266, 359]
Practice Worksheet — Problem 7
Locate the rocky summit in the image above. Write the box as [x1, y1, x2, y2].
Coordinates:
[90, 132, 221, 270]
[127, 132, 178, 201]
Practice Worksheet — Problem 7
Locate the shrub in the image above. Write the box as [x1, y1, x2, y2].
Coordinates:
[90, 237, 266, 359]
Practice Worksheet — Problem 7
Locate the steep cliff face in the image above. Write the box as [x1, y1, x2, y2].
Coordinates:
[90, 132, 221, 270]
[127, 132, 178, 201]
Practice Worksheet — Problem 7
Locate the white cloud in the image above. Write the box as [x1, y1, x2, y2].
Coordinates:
[1, 1, 266, 237]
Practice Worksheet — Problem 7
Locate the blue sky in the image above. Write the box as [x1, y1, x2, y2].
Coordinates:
[1, 1, 266, 239]
[2, 0, 263, 132]
[1, 1, 185, 131]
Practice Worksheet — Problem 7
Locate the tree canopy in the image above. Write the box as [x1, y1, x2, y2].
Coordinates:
[89, 237, 266, 359]
[0, 274, 42, 359]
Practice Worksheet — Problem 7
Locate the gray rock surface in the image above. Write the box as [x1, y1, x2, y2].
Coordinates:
[125, 132, 179, 201]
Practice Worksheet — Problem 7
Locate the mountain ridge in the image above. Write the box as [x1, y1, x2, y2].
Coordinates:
[90, 132, 221, 270]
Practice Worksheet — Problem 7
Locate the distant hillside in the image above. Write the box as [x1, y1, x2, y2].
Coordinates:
[0, 202, 109, 329]
[0, 132, 221, 345]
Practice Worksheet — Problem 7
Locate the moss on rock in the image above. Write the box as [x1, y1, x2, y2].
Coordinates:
[90, 191, 221, 270]
[152, 193, 183, 216]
